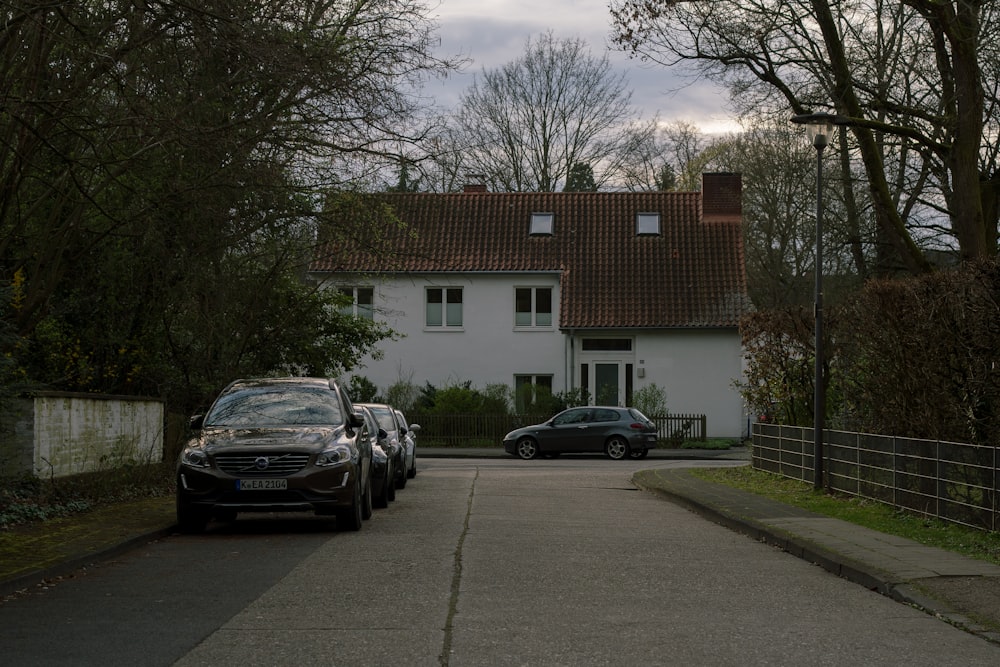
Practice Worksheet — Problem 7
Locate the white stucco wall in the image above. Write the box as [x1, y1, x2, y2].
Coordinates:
[345, 272, 566, 391]
[326, 272, 747, 439]
[631, 329, 747, 439]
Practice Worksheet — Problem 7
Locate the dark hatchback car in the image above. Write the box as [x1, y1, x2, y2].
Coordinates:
[176, 377, 373, 533]
[503, 406, 659, 460]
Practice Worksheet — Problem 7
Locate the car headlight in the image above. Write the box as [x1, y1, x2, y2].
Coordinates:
[316, 444, 354, 467]
[180, 447, 210, 468]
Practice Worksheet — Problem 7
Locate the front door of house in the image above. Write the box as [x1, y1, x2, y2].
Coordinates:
[578, 337, 634, 407]
[593, 362, 621, 406]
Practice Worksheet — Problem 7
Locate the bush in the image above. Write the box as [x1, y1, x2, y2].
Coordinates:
[633, 383, 668, 416]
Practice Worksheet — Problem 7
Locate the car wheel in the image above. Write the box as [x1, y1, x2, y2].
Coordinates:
[407, 454, 417, 479]
[605, 436, 630, 460]
[516, 437, 539, 460]
[628, 448, 649, 460]
[176, 497, 210, 534]
[337, 479, 364, 531]
[387, 461, 397, 503]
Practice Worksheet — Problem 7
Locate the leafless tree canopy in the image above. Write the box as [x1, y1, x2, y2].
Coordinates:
[611, 0, 1000, 270]
[442, 31, 654, 192]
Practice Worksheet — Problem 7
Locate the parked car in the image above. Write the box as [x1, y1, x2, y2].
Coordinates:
[394, 408, 420, 479]
[176, 377, 373, 533]
[357, 403, 408, 489]
[503, 406, 658, 460]
[360, 405, 395, 508]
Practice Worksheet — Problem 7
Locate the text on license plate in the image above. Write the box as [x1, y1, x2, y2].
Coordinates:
[237, 478, 287, 490]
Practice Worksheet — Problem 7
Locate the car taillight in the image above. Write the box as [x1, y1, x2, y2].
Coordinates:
[629, 422, 646, 430]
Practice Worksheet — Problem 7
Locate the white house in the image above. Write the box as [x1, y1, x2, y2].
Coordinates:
[309, 173, 751, 438]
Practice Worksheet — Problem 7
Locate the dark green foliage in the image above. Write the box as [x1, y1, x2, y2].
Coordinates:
[0, 1, 449, 415]
[741, 259, 1000, 446]
[348, 376, 380, 403]
[564, 162, 597, 192]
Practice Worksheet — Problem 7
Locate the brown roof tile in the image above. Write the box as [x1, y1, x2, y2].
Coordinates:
[311, 177, 749, 328]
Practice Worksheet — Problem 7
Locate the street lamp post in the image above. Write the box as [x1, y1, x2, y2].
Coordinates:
[791, 112, 838, 490]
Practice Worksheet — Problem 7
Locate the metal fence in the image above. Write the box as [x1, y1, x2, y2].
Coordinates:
[409, 413, 707, 448]
[752, 423, 1000, 531]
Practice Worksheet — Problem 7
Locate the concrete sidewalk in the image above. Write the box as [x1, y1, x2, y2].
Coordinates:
[3, 446, 1000, 647]
[632, 466, 1000, 645]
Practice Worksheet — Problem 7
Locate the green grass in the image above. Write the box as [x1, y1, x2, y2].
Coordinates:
[689, 466, 1000, 566]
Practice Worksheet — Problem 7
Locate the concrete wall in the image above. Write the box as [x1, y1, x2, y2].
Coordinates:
[0, 393, 164, 479]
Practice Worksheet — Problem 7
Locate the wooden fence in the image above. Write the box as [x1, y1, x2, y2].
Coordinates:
[752, 423, 999, 531]
[408, 412, 706, 448]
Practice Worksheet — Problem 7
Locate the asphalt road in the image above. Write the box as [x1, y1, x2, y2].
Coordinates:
[3, 457, 1000, 666]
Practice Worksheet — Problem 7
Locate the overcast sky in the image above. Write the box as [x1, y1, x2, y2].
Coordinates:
[428, 0, 739, 134]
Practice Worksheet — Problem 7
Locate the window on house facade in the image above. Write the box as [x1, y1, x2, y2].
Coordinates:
[515, 287, 553, 327]
[514, 374, 554, 412]
[338, 286, 374, 320]
[581, 338, 632, 351]
[426, 287, 463, 328]
[529, 212, 554, 235]
[637, 212, 661, 236]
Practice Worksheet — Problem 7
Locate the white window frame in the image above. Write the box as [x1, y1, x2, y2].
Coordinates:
[426, 287, 463, 329]
[339, 286, 374, 320]
[514, 286, 553, 328]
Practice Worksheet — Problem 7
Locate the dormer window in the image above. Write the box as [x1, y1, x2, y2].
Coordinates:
[530, 212, 554, 236]
[637, 212, 661, 235]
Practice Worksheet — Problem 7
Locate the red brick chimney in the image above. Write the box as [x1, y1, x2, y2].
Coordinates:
[702, 173, 742, 222]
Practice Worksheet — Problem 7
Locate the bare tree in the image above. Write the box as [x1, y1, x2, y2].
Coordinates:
[451, 31, 653, 192]
[611, 0, 999, 270]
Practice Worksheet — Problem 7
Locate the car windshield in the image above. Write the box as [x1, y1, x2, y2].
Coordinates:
[205, 385, 343, 427]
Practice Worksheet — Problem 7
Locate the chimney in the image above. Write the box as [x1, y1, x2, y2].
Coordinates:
[702, 173, 742, 222]
[463, 173, 487, 193]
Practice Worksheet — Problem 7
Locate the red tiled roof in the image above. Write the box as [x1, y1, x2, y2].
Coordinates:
[311, 178, 749, 328]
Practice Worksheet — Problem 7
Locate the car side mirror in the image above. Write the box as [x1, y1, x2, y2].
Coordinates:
[348, 411, 364, 428]
[409, 423, 421, 432]
[378, 428, 388, 440]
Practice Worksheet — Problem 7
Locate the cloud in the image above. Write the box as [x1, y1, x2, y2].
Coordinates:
[428, 0, 738, 133]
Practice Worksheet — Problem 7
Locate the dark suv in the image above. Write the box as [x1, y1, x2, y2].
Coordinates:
[176, 377, 372, 533]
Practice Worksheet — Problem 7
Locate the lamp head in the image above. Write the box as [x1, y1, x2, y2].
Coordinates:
[791, 112, 840, 148]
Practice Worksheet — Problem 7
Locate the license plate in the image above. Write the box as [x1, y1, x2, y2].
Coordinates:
[237, 478, 287, 490]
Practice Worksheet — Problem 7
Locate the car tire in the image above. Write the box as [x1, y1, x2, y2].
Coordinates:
[407, 454, 417, 479]
[516, 437, 539, 460]
[387, 461, 397, 502]
[605, 436, 630, 460]
[337, 479, 364, 531]
[629, 448, 649, 460]
[176, 497, 210, 534]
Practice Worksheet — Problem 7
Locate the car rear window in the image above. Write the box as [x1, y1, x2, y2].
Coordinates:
[369, 407, 397, 431]
[205, 386, 343, 427]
